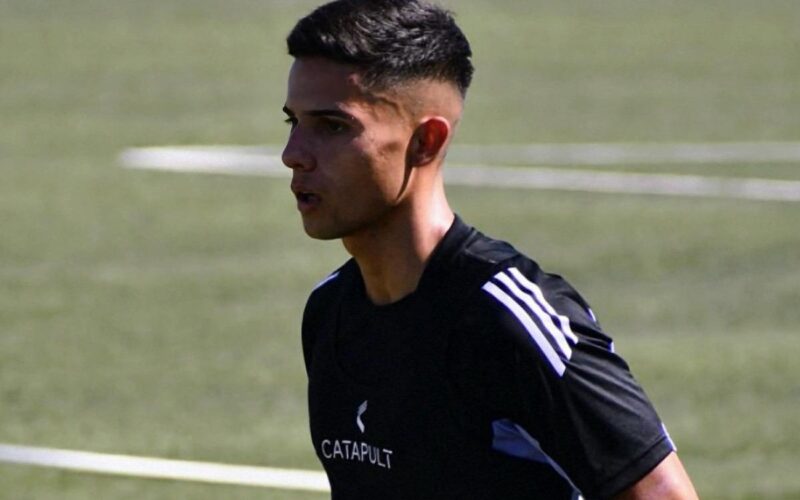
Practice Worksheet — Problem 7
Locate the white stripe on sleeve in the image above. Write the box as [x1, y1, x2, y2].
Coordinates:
[482, 281, 567, 376]
[507, 267, 579, 344]
[494, 272, 573, 360]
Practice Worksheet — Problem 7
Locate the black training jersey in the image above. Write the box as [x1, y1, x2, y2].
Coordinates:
[301, 216, 675, 499]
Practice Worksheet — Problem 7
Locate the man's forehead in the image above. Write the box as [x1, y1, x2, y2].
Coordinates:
[285, 57, 463, 123]
[288, 59, 373, 105]
[286, 58, 409, 117]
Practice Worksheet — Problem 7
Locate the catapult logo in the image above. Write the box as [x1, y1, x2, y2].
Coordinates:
[356, 400, 368, 433]
[320, 400, 394, 469]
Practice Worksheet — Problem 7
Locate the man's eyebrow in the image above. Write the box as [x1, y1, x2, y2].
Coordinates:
[282, 106, 355, 121]
[306, 109, 355, 120]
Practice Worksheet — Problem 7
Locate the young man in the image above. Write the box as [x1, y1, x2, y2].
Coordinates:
[282, 0, 698, 498]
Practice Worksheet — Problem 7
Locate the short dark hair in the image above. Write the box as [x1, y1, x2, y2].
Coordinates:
[286, 0, 474, 97]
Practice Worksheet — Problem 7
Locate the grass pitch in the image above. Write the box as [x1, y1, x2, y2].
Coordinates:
[1, 1, 799, 498]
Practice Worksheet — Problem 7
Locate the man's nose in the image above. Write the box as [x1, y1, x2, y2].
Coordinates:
[282, 131, 315, 171]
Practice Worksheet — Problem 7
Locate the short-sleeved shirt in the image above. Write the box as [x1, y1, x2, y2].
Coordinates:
[302, 216, 675, 499]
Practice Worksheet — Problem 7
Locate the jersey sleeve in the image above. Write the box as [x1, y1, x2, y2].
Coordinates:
[451, 259, 675, 498]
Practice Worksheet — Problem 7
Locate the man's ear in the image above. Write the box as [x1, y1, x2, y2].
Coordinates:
[408, 117, 451, 167]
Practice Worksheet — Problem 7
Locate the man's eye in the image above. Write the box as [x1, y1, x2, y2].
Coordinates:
[284, 117, 298, 129]
[322, 120, 346, 134]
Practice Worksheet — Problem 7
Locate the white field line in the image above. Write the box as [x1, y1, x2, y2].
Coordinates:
[0, 443, 330, 492]
[119, 145, 800, 202]
[449, 164, 800, 202]
[119, 142, 800, 168]
[449, 142, 800, 165]
[119, 146, 288, 176]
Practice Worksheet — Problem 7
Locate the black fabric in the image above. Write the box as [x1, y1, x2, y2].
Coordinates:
[302, 216, 673, 499]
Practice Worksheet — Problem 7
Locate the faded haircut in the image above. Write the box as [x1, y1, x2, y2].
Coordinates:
[286, 0, 474, 97]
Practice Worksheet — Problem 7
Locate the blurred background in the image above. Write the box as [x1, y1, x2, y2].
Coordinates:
[1, 0, 798, 498]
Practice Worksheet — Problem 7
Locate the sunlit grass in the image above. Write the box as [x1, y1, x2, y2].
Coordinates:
[1, 1, 798, 498]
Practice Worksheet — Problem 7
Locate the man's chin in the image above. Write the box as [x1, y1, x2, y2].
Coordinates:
[302, 221, 343, 241]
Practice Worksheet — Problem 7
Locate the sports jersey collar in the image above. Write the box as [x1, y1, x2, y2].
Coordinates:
[347, 215, 475, 309]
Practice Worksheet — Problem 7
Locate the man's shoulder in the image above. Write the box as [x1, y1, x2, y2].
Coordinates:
[309, 262, 348, 292]
[448, 226, 562, 296]
[304, 259, 357, 310]
[301, 259, 356, 365]
[472, 258, 601, 341]
[440, 224, 525, 290]
[450, 227, 603, 354]
[458, 227, 521, 266]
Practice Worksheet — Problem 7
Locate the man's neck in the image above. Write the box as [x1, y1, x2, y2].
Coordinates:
[343, 207, 454, 306]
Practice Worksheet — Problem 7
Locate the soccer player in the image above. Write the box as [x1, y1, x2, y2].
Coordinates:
[281, 0, 699, 498]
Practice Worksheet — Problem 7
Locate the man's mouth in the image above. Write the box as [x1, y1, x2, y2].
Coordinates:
[295, 191, 321, 212]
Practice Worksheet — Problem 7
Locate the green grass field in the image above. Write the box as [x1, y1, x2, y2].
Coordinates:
[1, 1, 799, 498]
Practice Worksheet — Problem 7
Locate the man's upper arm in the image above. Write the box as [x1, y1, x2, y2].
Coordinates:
[473, 262, 683, 497]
